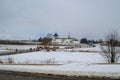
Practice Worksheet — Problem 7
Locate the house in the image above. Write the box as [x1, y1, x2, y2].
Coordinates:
[52, 33, 80, 45]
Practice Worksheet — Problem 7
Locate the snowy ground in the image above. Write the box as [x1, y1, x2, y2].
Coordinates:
[0, 51, 120, 78]
[0, 44, 120, 78]
[0, 50, 12, 54]
[0, 50, 10, 52]
[0, 63, 120, 78]
[0, 44, 37, 50]
[0, 52, 105, 64]
[64, 44, 102, 52]
[0, 44, 38, 54]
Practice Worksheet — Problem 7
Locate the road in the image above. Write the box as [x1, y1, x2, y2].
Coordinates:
[0, 70, 119, 80]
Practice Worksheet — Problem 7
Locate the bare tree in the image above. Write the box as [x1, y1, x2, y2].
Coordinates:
[101, 31, 120, 63]
[41, 38, 52, 45]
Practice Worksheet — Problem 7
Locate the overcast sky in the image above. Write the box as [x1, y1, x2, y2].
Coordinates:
[0, 0, 120, 40]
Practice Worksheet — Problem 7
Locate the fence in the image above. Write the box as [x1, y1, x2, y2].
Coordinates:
[0, 48, 40, 56]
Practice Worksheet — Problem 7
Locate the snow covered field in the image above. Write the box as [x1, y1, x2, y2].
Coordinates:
[0, 50, 10, 52]
[0, 50, 120, 78]
[0, 50, 12, 54]
[0, 45, 37, 50]
[0, 52, 105, 64]
[0, 44, 120, 78]
[64, 44, 102, 52]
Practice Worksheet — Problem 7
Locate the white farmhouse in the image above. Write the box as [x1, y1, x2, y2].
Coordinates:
[52, 33, 80, 45]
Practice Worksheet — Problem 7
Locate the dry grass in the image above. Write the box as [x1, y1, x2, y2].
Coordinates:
[0, 59, 3, 63]
[0, 63, 63, 66]
[6, 57, 14, 64]
[94, 63, 120, 65]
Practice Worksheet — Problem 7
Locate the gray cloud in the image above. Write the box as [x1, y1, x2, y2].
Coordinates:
[0, 0, 120, 40]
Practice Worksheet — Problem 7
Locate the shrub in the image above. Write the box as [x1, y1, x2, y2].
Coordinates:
[0, 59, 3, 63]
[7, 57, 14, 64]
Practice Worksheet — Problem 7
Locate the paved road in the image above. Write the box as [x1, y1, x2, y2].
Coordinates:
[0, 70, 119, 80]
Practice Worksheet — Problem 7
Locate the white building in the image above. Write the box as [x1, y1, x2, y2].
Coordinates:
[52, 38, 80, 45]
[51, 33, 80, 45]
